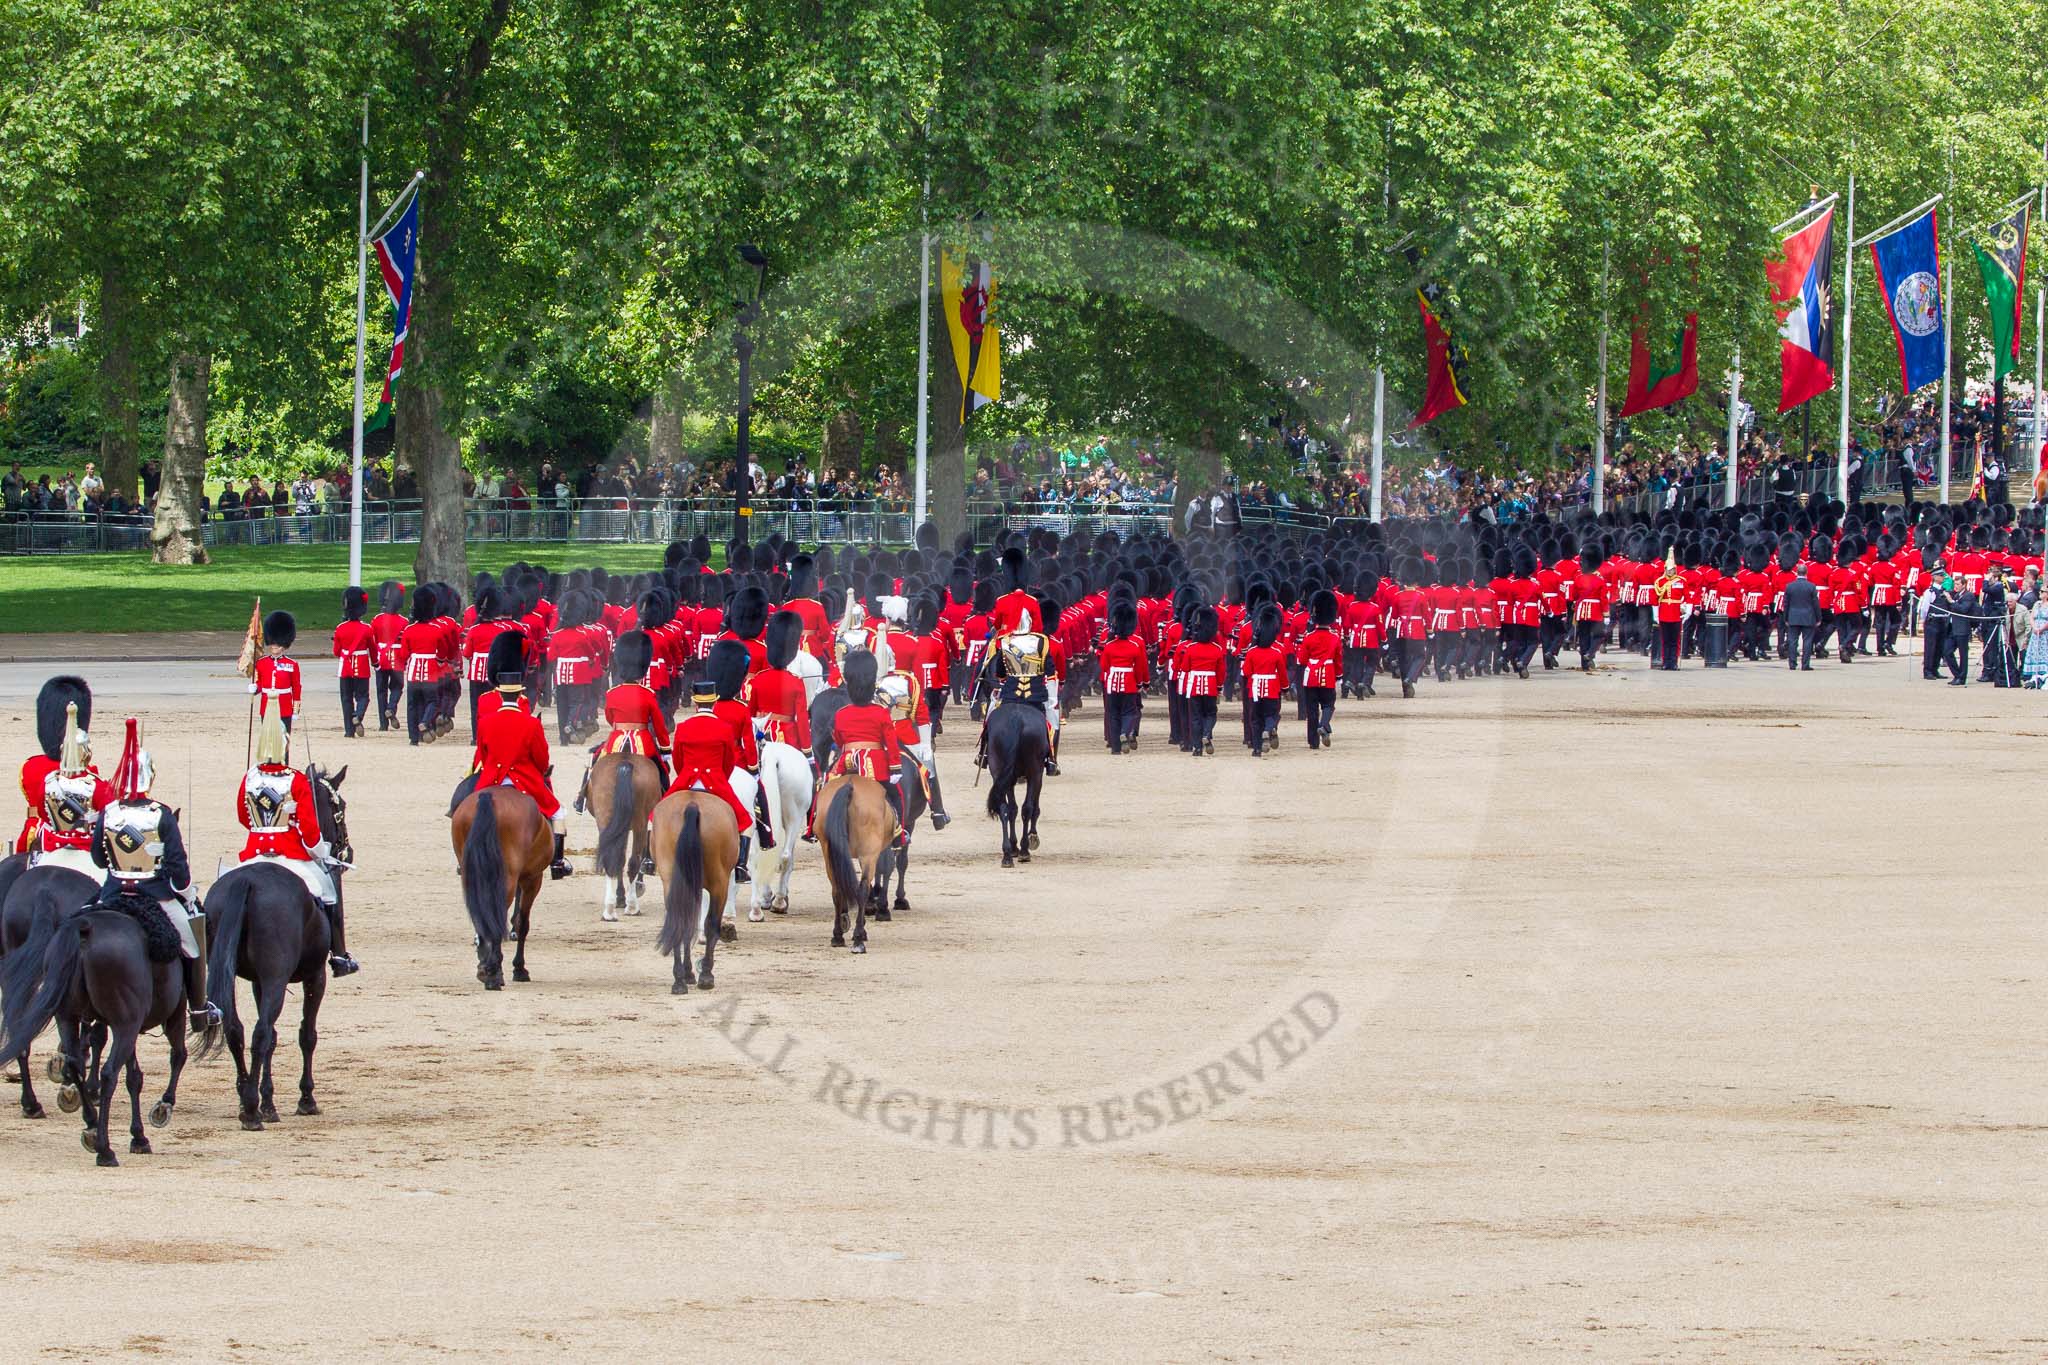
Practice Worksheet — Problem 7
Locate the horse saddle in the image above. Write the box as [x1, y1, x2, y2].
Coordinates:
[105, 891, 182, 964]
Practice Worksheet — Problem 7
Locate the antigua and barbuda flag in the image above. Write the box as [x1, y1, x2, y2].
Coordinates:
[940, 248, 1000, 422]
[1868, 206, 1945, 396]
[1765, 206, 1836, 413]
[1971, 206, 2029, 381]
[1407, 279, 1468, 428]
[366, 192, 420, 433]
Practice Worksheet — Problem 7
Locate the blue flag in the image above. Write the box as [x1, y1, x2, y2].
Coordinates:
[1867, 207, 1944, 395]
[366, 193, 420, 432]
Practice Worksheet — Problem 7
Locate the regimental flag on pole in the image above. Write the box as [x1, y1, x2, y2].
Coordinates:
[366, 192, 420, 433]
[1407, 280, 1468, 428]
[1766, 206, 1836, 413]
[237, 597, 262, 679]
[1619, 312, 1700, 417]
[1971, 205, 2029, 381]
[1868, 205, 1946, 396]
[940, 248, 1000, 423]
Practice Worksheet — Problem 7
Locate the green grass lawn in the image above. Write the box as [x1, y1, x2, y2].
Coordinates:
[0, 543, 686, 635]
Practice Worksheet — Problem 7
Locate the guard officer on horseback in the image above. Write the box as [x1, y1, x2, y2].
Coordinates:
[805, 650, 907, 847]
[470, 632, 575, 881]
[238, 708, 364, 973]
[91, 718, 222, 1039]
[596, 629, 671, 786]
[877, 645, 950, 832]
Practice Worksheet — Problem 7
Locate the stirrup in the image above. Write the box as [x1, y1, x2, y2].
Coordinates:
[328, 954, 361, 977]
[190, 1004, 223, 1030]
[929, 810, 950, 831]
[550, 858, 572, 881]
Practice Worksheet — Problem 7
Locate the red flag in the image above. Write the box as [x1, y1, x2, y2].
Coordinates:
[1618, 313, 1699, 417]
[1765, 207, 1837, 413]
[1408, 287, 1467, 428]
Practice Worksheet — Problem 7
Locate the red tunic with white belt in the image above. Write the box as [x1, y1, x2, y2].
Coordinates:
[253, 654, 303, 719]
[829, 703, 900, 782]
[370, 611, 407, 672]
[332, 620, 374, 679]
[1295, 627, 1342, 689]
[1097, 635, 1151, 695]
[1176, 641, 1227, 698]
[744, 669, 812, 750]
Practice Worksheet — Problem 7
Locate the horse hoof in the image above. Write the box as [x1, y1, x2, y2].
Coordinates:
[297, 1098, 320, 1117]
[601, 908, 619, 923]
[80, 1129, 97, 1154]
[130, 1137, 152, 1155]
[770, 902, 788, 916]
[260, 1104, 282, 1125]
[57, 1085, 80, 1114]
[624, 904, 643, 917]
[240, 1114, 265, 1132]
[485, 979, 503, 992]
[1026, 832, 1040, 850]
[22, 1102, 45, 1120]
[747, 907, 764, 923]
[871, 907, 891, 922]
[1001, 856, 1014, 868]
[670, 981, 689, 996]
[718, 923, 737, 943]
[697, 973, 714, 990]
[892, 897, 910, 912]
[1017, 851, 1031, 863]
[148, 1102, 172, 1129]
[46, 1057, 63, 1083]
[513, 968, 532, 983]
[831, 935, 846, 948]
[96, 1152, 119, 1168]
[851, 942, 867, 955]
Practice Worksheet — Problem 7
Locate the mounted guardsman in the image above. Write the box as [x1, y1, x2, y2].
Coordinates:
[976, 602, 1060, 776]
[470, 630, 574, 880]
[236, 707, 362, 974]
[876, 639, 951, 833]
[31, 698, 111, 876]
[91, 719, 223, 1038]
[830, 596, 874, 685]
[596, 629, 671, 786]
[15, 675, 98, 856]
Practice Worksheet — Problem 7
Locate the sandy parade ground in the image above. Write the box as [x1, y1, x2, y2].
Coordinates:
[0, 645, 2044, 1361]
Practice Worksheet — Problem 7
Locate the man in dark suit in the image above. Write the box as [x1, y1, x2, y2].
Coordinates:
[1945, 581, 1977, 685]
[1782, 566, 1822, 671]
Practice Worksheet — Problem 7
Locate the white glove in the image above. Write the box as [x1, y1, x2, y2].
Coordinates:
[311, 839, 333, 862]
[248, 682, 258, 695]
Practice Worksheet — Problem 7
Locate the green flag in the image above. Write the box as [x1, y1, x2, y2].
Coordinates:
[1970, 206, 2029, 381]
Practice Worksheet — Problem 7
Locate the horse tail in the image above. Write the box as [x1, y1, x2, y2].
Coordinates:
[594, 759, 637, 882]
[207, 873, 253, 1037]
[0, 914, 86, 1063]
[656, 805, 704, 958]
[821, 783, 859, 903]
[461, 790, 508, 956]
[985, 710, 1013, 819]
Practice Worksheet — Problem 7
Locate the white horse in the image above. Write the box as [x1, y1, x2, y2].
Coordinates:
[749, 728, 815, 920]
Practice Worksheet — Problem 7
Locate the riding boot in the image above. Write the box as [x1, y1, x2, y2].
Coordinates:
[735, 835, 752, 882]
[550, 829, 572, 880]
[186, 915, 223, 1037]
[890, 785, 909, 849]
[325, 903, 361, 976]
[1043, 724, 1061, 777]
[926, 766, 951, 830]
[753, 785, 775, 850]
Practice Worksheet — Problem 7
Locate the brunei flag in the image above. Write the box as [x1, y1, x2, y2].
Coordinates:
[941, 248, 1000, 422]
[1619, 313, 1700, 417]
[1407, 279, 1468, 428]
[1971, 206, 2029, 381]
[366, 192, 420, 433]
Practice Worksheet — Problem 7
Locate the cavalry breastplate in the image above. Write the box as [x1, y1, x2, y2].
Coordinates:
[245, 768, 296, 830]
[104, 801, 165, 880]
[877, 672, 919, 724]
[999, 633, 1049, 679]
[42, 772, 97, 837]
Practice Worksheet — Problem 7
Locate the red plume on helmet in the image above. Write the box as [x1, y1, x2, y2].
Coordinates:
[111, 718, 144, 800]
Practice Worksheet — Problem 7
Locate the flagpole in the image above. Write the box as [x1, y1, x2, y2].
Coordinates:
[348, 95, 370, 589]
[912, 186, 931, 530]
[1725, 345, 1741, 508]
[1593, 240, 1608, 517]
[1940, 145, 1954, 503]
[1837, 169, 1855, 505]
[2035, 137, 2046, 476]
[1369, 367, 1385, 522]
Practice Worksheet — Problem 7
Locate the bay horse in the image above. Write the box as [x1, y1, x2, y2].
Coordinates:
[984, 700, 1047, 868]
[0, 862, 97, 1118]
[451, 786, 551, 990]
[0, 896, 193, 1167]
[649, 790, 739, 993]
[588, 752, 661, 922]
[815, 774, 897, 954]
[203, 762, 349, 1131]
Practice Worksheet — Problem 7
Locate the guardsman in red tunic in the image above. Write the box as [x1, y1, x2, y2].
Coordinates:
[1571, 547, 1609, 671]
[16, 676, 95, 856]
[805, 649, 906, 845]
[746, 611, 814, 754]
[251, 610, 303, 730]
[1868, 533, 1905, 656]
[905, 596, 953, 738]
[707, 639, 770, 877]
[400, 589, 448, 745]
[1651, 550, 1685, 670]
[990, 547, 1040, 637]
[1239, 606, 1287, 756]
[782, 555, 834, 664]
[463, 586, 520, 732]
[1176, 605, 1227, 757]
[1341, 572, 1384, 697]
[667, 678, 754, 840]
[332, 586, 375, 738]
[1098, 599, 1151, 753]
[1736, 543, 1775, 661]
[369, 580, 408, 732]
[1392, 559, 1431, 698]
[1297, 589, 1342, 749]
[471, 632, 572, 880]
[717, 586, 772, 677]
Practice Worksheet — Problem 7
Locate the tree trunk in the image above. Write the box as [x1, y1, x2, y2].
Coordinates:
[823, 407, 863, 471]
[649, 378, 684, 469]
[96, 267, 140, 506]
[930, 342, 967, 547]
[151, 353, 210, 565]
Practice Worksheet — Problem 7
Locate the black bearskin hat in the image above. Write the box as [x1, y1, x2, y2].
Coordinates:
[1357, 571, 1381, 600]
[486, 630, 527, 685]
[474, 586, 503, 621]
[843, 649, 879, 707]
[411, 584, 438, 624]
[911, 594, 940, 635]
[1109, 599, 1139, 639]
[1000, 546, 1031, 591]
[1310, 588, 1338, 627]
[378, 579, 405, 614]
[764, 610, 805, 670]
[1189, 604, 1219, 644]
[1807, 535, 1833, 565]
[1579, 547, 1602, 573]
[1253, 604, 1282, 649]
[724, 585, 769, 641]
[612, 630, 653, 684]
[342, 586, 368, 621]
[972, 578, 997, 614]
[638, 587, 675, 633]
[705, 639, 750, 701]
[788, 554, 817, 597]
[263, 610, 297, 648]
[1512, 543, 1539, 578]
[36, 676, 91, 759]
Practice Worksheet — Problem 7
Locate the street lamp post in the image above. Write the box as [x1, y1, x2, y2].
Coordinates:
[733, 242, 768, 545]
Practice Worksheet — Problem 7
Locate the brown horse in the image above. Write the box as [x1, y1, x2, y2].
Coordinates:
[587, 753, 662, 922]
[649, 791, 739, 994]
[451, 786, 551, 990]
[815, 774, 898, 955]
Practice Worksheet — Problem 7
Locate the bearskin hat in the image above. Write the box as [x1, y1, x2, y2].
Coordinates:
[1511, 543, 1539, 578]
[1579, 546, 1602, 573]
[638, 587, 675, 633]
[842, 648, 879, 707]
[1109, 599, 1139, 639]
[724, 585, 769, 641]
[970, 577, 996, 615]
[35, 675, 91, 760]
[764, 610, 805, 670]
[705, 639, 750, 701]
[376, 580, 405, 615]
[411, 586, 438, 624]
[1311, 588, 1339, 627]
[1806, 535, 1833, 565]
[475, 586, 504, 622]
[342, 586, 368, 621]
[486, 630, 527, 685]
[911, 594, 941, 635]
[611, 630, 653, 684]
[1188, 604, 1219, 644]
[1253, 604, 1282, 649]
[263, 610, 297, 649]
[1000, 546, 1032, 592]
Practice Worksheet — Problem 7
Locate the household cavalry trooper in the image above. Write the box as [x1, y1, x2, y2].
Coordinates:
[976, 605, 1060, 776]
[237, 707, 363, 974]
[91, 718, 223, 1039]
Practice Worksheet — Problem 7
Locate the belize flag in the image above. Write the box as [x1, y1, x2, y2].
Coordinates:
[1868, 206, 1944, 396]
[366, 193, 420, 432]
[1765, 206, 1836, 413]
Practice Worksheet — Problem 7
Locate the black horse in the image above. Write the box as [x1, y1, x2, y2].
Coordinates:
[808, 684, 847, 774]
[0, 894, 194, 1167]
[0, 860, 98, 1118]
[874, 754, 930, 918]
[983, 700, 1047, 868]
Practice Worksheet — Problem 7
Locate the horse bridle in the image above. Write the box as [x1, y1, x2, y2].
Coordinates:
[312, 772, 353, 870]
